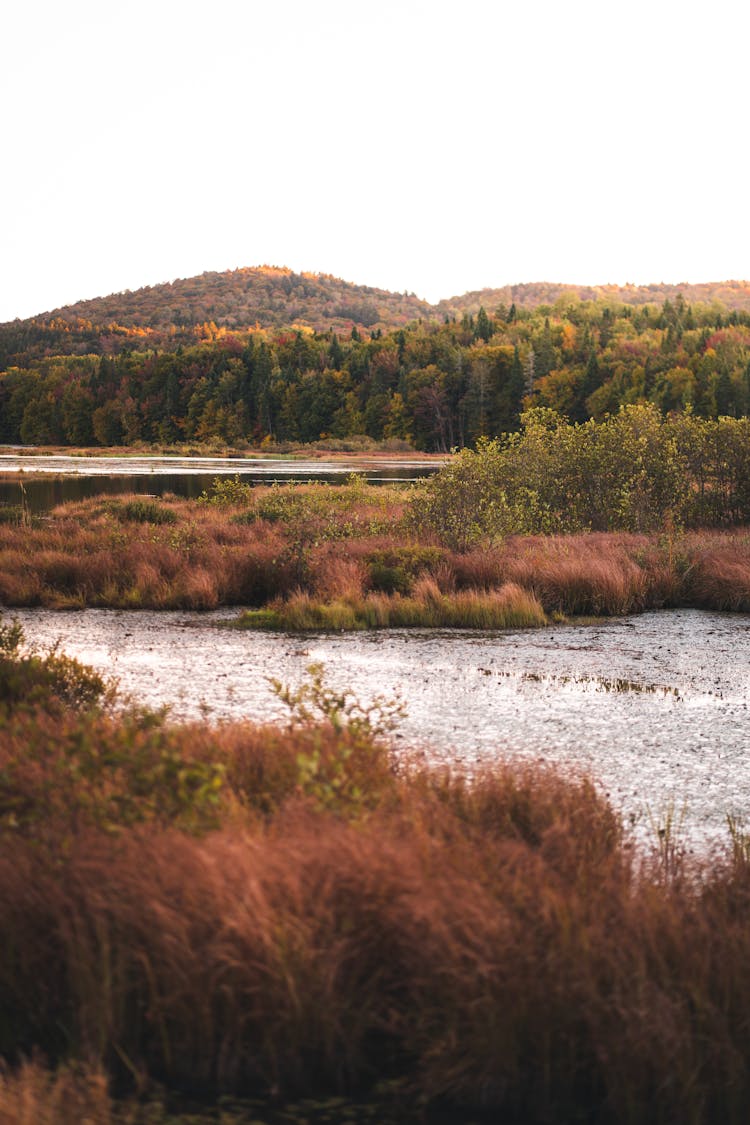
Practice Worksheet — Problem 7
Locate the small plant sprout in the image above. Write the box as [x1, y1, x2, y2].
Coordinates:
[269, 661, 406, 742]
[267, 663, 405, 816]
[727, 813, 750, 868]
[647, 799, 688, 883]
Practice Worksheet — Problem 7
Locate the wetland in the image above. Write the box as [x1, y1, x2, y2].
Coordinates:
[11, 605, 750, 849]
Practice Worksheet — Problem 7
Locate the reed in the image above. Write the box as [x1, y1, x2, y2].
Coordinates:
[2, 759, 750, 1122]
[238, 582, 548, 632]
[2, 491, 750, 628]
[683, 534, 750, 611]
[0, 1060, 113, 1125]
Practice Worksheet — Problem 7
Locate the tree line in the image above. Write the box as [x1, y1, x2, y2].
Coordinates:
[2, 293, 750, 449]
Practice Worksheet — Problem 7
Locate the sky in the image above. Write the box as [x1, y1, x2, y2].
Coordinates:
[2, 0, 749, 321]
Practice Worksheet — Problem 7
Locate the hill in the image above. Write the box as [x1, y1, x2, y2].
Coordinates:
[4, 271, 750, 357]
[15, 267, 433, 334]
[435, 280, 750, 319]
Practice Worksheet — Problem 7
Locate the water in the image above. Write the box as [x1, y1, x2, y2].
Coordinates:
[0, 453, 440, 512]
[9, 607, 750, 850]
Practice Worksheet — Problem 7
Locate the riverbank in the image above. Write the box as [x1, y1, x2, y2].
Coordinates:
[1, 484, 750, 625]
[0, 440, 447, 462]
[2, 630, 750, 1123]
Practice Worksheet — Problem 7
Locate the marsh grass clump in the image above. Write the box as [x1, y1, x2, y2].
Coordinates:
[108, 498, 178, 524]
[0, 1060, 114, 1125]
[4, 485, 750, 624]
[237, 582, 547, 632]
[0, 505, 24, 527]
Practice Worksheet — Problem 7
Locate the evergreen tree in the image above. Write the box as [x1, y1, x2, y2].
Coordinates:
[535, 317, 556, 378]
[328, 333, 343, 369]
[715, 369, 735, 417]
[476, 306, 492, 343]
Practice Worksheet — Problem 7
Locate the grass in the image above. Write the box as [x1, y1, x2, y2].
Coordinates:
[3, 634, 750, 1122]
[237, 581, 548, 631]
[1, 484, 750, 629]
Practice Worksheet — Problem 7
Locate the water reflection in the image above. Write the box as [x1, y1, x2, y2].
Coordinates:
[0, 455, 437, 512]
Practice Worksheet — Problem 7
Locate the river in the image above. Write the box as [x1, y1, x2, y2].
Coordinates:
[8, 606, 750, 852]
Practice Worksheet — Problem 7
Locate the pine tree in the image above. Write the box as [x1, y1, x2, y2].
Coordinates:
[524, 347, 536, 398]
[328, 333, 343, 369]
[476, 306, 492, 343]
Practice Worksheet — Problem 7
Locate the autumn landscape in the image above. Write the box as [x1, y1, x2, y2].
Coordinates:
[2, 264, 750, 1124]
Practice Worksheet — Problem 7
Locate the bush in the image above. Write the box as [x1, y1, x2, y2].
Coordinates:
[366, 546, 447, 594]
[409, 406, 700, 547]
[198, 475, 253, 507]
[0, 619, 109, 714]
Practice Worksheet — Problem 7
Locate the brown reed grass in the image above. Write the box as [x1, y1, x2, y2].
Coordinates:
[0, 1059, 113, 1125]
[684, 535, 750, 611]
[3, 493, 750, 628]
[2, 760, 750, 1122]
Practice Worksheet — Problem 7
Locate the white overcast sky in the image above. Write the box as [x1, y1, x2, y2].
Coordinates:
[1, 0, 748, 321]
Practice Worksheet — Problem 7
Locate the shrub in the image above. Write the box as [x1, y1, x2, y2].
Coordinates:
[0, 708, 226, 842]
[366, 546, 447, 594]
[0, 619, 109, 715]
[198, 475, 253, 507]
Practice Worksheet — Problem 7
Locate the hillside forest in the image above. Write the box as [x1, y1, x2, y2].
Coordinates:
[2, 267, 750, 451]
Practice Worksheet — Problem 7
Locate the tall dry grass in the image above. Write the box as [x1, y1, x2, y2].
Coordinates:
[2, 617, 750, 1124]
[683, 532, 750, 611]
[239, 581, 548, 632]
[0, 1060, 113, 1125]
[3, 491, 750, 628]
[2, 753, 750, 1122]
[451, 533, 688, 617]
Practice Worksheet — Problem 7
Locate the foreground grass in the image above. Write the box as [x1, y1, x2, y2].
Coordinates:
[2, 481, 750, 628]
[3, 629, 750, 1123]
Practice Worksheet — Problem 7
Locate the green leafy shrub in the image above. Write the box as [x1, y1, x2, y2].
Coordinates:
[0, 708, 226, 841]
[268, 662, 404, 816]
[0, 619, 109, 714]
[409, 405, 700, 548]
[198, 475, 253, 507]
[366, 546, 448, 594]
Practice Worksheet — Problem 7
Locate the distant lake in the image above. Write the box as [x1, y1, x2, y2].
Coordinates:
[0, 452, 441, 512]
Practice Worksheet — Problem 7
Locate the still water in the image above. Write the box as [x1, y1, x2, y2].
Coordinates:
[0, 453, 439, 512]
[9, 607, 750, 850]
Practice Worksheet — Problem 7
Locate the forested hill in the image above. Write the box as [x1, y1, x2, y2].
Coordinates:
[5, 269, 750, 348]
[436, 281, 750, 319]
[2, 267, 750, 453]
[8, 268, 434, 336]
